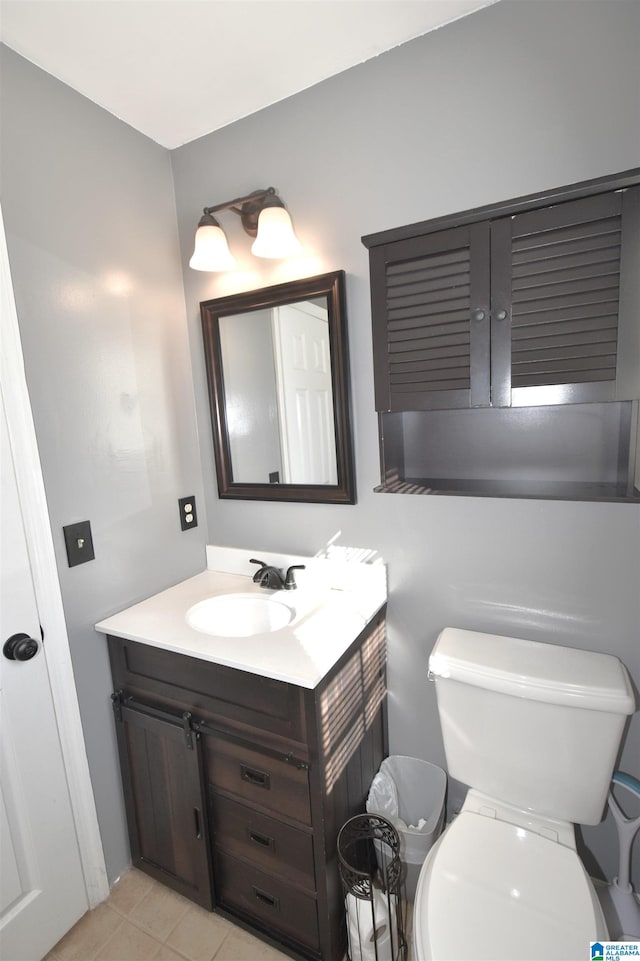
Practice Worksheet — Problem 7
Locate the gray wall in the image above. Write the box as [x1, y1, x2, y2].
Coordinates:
[172, 0, 640, 884]
[1, 0, 639, 895]
[0, 46, 207, 881]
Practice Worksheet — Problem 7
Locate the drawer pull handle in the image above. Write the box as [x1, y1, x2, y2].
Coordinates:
[194, 807, 202, 840]
[253, 887, 280, 911]
[249, 829, 275, 850]
[241, 764, 271, 789]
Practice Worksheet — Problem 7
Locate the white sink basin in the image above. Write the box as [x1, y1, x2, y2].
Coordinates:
[186, 593, 295, 638]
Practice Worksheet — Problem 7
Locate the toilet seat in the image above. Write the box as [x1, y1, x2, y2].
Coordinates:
[413, 811, 607, 961]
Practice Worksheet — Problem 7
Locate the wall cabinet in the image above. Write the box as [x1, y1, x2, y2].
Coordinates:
[363, 169, 640, 500]
[108, 608, 387, 960]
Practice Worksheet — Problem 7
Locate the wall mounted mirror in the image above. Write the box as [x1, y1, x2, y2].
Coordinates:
[200, 270, 356, 503]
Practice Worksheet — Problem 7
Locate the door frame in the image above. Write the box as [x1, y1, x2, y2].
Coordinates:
[0, 206, 109, 908]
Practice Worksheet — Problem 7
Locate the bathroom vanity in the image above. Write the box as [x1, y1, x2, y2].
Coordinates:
[97, 547, 388, 961]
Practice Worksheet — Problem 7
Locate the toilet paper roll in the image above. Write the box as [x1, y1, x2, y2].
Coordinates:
[345, 888, 398, 961]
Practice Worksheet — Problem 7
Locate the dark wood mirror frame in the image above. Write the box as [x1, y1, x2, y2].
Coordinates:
[200, 270, 356, 504]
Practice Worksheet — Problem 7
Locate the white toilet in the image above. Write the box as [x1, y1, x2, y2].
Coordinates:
[413, 627, 636, 961]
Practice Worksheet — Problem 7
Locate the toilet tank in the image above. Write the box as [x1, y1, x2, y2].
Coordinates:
[429, 628, 635, 825]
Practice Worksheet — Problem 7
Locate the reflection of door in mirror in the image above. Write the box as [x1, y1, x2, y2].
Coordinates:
[272, 301, 337, 484]
[218, 299, 336, 485]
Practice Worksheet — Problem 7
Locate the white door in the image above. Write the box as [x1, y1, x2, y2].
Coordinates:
[0, 207, 104, 960]
[0, 388, 89, 961]
[272, 302, 338, 485]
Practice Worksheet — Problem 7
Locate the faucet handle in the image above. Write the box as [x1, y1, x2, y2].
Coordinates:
[249, 558, 269, 583]
[284, 565, 306, 590]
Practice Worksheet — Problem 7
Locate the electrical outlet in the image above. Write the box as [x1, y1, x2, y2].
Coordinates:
[178, 495, 197, 531]
[63, 520, 95, 567]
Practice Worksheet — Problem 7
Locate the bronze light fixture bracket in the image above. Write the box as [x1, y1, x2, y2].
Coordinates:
[200, 187, 284, 238]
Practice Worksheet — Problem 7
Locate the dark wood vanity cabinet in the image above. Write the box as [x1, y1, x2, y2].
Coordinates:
[362, 169, 640, 501]
[108, 607, 387, 960]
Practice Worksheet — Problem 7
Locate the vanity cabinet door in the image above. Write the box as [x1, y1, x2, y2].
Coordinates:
[112, 697, 213, 909]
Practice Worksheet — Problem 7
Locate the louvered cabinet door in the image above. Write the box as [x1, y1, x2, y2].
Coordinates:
[370, 222, 491, 410]
[491, 188, 637, 406]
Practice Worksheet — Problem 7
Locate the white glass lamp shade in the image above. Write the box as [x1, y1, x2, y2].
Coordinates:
[189, 218, 236, 271]
[251, 205, 302, 259]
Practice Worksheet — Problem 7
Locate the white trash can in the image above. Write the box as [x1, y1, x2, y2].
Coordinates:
[367, 755, 447, 899]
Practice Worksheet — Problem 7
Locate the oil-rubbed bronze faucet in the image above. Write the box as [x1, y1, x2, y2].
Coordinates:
[249, 559, 306, 590]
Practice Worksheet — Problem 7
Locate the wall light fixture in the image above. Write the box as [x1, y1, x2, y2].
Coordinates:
[189, 187, 301, 271]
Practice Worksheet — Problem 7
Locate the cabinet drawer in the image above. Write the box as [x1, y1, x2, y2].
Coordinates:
[206, 734, 311, 825]
[210, 792, 315, 891]
[215, 851, 319, 953]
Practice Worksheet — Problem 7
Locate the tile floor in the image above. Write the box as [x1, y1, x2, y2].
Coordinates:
[45, 868, 291, 961]
[45, 868, 414, 961]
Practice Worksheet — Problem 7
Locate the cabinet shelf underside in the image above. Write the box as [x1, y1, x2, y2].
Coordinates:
[375, 476, 639, 502]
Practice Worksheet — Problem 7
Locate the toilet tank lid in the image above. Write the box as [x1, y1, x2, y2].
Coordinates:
[429, 628, 635, 715]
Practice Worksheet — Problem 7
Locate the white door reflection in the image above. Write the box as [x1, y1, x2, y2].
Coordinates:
[219, 298, 337, 485]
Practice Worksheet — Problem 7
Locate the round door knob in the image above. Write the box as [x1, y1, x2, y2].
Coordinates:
[3, 633, 39, 661]
[495, 309, 508, 321]
[472, 309, 486, 322]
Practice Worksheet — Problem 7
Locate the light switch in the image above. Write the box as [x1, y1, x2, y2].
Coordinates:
[63, 520, 95, 567]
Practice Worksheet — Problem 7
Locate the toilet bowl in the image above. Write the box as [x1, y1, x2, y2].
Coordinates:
[413, 799, 608, 960]
[413, 627, 635, 961]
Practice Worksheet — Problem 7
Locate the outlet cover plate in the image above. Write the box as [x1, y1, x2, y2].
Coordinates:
[178, 495, 197, 531]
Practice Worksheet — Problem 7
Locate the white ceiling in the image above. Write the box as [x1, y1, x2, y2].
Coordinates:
[0, 0, 498, 149]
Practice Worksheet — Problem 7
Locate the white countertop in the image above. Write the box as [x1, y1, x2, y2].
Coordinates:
[95, 545, 387, 689]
